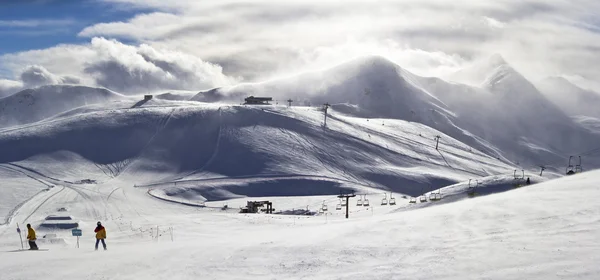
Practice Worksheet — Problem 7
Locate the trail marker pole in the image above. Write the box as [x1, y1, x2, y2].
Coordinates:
[434, 136, 441, 150]
[16, 223, 23, 250]
[323, 103, 330, 127]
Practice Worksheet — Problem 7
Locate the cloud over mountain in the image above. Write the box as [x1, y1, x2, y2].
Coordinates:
[76, 0, 600, 86]
[21, 65, 80, 88]
[83, 38, 237, 93]
[0, 0, 599, 92]
[0, 38, 237, 94]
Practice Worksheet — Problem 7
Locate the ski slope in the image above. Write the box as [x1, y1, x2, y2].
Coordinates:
[1, 167, 599, 279]
[0, 99, 520, 221]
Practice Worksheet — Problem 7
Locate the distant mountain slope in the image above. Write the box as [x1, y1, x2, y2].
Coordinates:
[0, 85, 125, 128]
[0, 104, 514, 196]
[537, 77, 600, 118]
[421, 56, 597, 166]
[192, 55, 600, 169]
[192, 56, 451, 120]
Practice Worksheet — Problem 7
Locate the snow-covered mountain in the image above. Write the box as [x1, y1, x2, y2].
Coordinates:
[424, 56, 600, 167]
[2, 55, 600, 279]
[192, 55, 600, 169]
[192, 56, 450, 120]
[0, 85, 125, 128]
[537, 77, 600, 118]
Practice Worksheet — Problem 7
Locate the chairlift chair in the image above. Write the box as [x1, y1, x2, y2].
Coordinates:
[429, 192, 438, 201]
[409, 197, 416, 203]
[419, 196, 427, 203]
[431, 190, 441, 201]
[381, 193, 388, 205]
[363, 195, 370, 207]
[321, 201, 328, 212]
[575, 156, 583, 173]
[341, 198, 347, 207]
[336, 203, 342, 210]
[467, 179, 476, 196]
[389, 193, 396, 205]
[513, 169, 525, 180]
[566, 156, 576, 175]
[356, 196, 363, 206]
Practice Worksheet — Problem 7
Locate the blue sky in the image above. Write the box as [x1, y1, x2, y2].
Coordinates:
[0, 0, 149, 54]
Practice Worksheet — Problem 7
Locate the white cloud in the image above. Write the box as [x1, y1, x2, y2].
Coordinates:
[2, 0, 600, 91]
[0, 19, 74, 28]
[20, 65, 81, 88]
[0, 65, 81, 97]
[83, 37, 237, 93]
[72, 0, 600, 86]
[0, 38, 237, 94]
[21, 65, 63, 87]
[0, 79, 23, 98]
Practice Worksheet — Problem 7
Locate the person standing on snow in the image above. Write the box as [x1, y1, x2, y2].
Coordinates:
[94, 221, 107, 251]
[26, 224, 38, 250]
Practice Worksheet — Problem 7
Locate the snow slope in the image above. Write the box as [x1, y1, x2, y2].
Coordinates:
[0, 85, 126, 128]
[537, 77, 600, 118]
[0, 102, 515, 213]
[0, 164, 598, 279]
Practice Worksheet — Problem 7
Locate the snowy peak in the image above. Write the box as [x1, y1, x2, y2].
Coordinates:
[192, 55, 448, 122]
[448, 54, 522, 88]
[487, 53, 508, 68]
[328, 55, 404, 77]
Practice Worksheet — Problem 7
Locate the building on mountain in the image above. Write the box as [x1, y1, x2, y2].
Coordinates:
[244, 96, 272, 105]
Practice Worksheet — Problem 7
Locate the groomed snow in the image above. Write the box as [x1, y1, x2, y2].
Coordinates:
[1, 169, 599, 279]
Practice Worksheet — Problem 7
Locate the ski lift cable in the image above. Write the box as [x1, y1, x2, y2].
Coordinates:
[539, 145, 600, 169]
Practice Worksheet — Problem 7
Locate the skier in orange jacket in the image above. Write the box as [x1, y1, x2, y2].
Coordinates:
[94, 221, 107, 251]
[26, 224, 39, 250]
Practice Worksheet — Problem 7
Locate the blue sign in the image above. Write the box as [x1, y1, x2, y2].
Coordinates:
[72, 229, 82, 236]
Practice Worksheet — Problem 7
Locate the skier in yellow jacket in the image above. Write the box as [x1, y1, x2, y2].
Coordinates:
[26, 224, 38, 250]
[94, 221, 107, 251]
